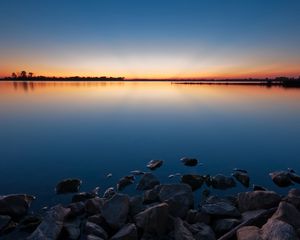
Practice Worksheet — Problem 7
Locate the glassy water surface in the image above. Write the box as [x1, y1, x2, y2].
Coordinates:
[1, 81, 300, 208]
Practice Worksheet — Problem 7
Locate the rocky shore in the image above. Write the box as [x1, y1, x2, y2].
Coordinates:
[1, 158, 300, 240]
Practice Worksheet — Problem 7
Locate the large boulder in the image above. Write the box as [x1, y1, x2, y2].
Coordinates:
[181, 175, 204, 191]
[269, 171, 293, 187]
[210, 174, 236, 190]
[0, 215, 11, 231]
[0, 194, 35, 219]
[136, 173, 160, 191]
[158, 184, 194, 218]
[261, 219, 297, 240]
[55, 178, 82, 194]
[213, 218, 240, 235]
[271, 201, 300, 229]
[111, 223, 138, 240]
[237, 191, 281, 212]
[185, 209, 211, 225]
[232, 171, 250, 188]
[71, 187, 99, 202]
[27, 204, 70, 240]
[134, 203, 169, 236]
[174, 218, 195, 240]
[85, 197, 104, 216]
[284, 188, 300, 209]
[186, 222, 215, 240]
[236, 226, 262, 240]
[64, 218, 81, 240]
[85, 221, 108, 239]
[201, 202, 240, 218]
[102, 194, 129, 230]
[117, 175, 135, 191]
[129, 196, 146, 217]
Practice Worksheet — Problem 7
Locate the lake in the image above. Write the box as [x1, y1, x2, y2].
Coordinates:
[1, 81, 300, 209]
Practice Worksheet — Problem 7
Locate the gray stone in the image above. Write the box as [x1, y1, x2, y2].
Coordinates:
[147, 160, 163, 170]
[186, 222, 215, 240]
[185, 209, 211, 225]
[211, 174, 236, 190]
[137, 173, 160, 191]
[213, 218, 240, 235]
[111, 223, 138, 240]
[261, 219, 297, 240]
[284, 188, 300, 210]
[0, 215, 11, 231]
[271, 201, 300, 229]
[201, 202, 240, 217]
[129, 195, 146, 217]
[85, 197, 104, 215]
[174, 218, 195, 240]
[64, 218, 81, 240]
[85, 221, 108, 239]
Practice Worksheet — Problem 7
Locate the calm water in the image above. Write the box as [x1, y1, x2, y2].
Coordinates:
[1, 81, 300, 209]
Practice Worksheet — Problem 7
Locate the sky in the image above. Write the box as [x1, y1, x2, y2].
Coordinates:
[0, 0, 300, 79]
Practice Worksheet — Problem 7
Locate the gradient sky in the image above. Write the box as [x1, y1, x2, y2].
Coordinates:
[0, 0, 300, 79]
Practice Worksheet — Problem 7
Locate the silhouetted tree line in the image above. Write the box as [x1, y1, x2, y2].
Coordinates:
[4, 71, 125, 81]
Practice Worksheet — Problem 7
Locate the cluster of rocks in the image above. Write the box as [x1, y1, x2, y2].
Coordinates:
[1, 158, 300, 240]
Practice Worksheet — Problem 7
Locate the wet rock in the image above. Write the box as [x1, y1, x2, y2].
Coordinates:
[232, 171, 250, 188]
[236, 226, 262, 240]
[158, 184, 194, 218]
[85, 197, 104, 215]
[130, 170, 145, 176]
[134, 203, 169, 236]
[19, 215, 42, 232]
[68, 201, 86, 217]
[0, 194, 35, 219]
[87, 214, 108, 229]
[201, 202, 240, 217]
[289, 172, 300, 184]
[64, 218, 81, 240]
[211, 174, 236, 190]
[185, 209, 211, 225]
[117, 175, 135, 191]
[237, 191, 281, 212]
[71, 187, 99, 203]
[103, 187, 116, 199]
[204, 195, 237, 206]
[252, 185, 268, 191]
[271, 201, 300, 229]
[147, 160, 163, 170]
[261, 218, 297, 240]
[85, 221, 108, 239]
[285, 188, 300, 209]
[111, 223, 138, 240]
[129, 196, 146, 217]
[0, 215, 11, 231]
[233, 168, 248, 173]
[55, 178, 82, 194]
[186, 222, 215, 240]
[180, 157, 198, 167]
[143, 189, 159, 204]
[136, 173, 160, 191]
[87, 234, 105, 240]
[213, 218, 240, 235]
[181, 174, 204, 191]
[269, 171, 293, 187]
[174, 218, 195, 240]
[27, 204, 70, 240]
[102, 193, 129, 229]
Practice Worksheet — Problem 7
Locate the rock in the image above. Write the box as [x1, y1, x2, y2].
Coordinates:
[181, 174, 204, 191]
[174, 218, 195, 240]
[158, 184, 194, 218]
[185, 209, 211, 225]
[285, 188, 300, 209]
[136, 173, 160, 191]
[0, 215, 11, 231]
[269, 171, 293, 187]
[261, 218, 297, 240]
[186, 222, 216, 240]
[180, 157, 198, 167]
[232, 171, 250, 188]
[237, 191, 281, 212]
[211, 174, 236, 190]
[271, 201, 300, 229]
[55, 178, 82, 194]
[117, 175, 135, 191]
[87, 235, 105, 240]
[213, 218, 240, 235]
[85, 197, 104, 215]
[236, 226, 262, 240]
[130, 170, 145, 176]
[233, 168, 248, 173]
[103, 187, 116, 199]
[289, 172, 300, 184]
[72, 187, 99, 202]
[68, 201, 86, 217]
[252, 185, 268, 191]
[143, 189, 159, 204]
[134, 203, 169, 236]
[147, 160, 163, 170]
[204, 195, 237, 206]
[19, 215, 42, 232]
[201, 202, 240, 217]
[64, 218, 81, 240]
[111, 223, 138, 240]
[102, 193, 129, 229]
[87, 214, 108, 229]
[85, 221, 108, 239]
[106, 173, 112, 178]
[129, 196, 146, 217]
[27, 204, 70, 240]
[0, 194, 36, 219]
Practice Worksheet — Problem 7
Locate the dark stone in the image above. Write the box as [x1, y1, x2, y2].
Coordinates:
[19, 215, 42, 232]
[261, 219, 297, 240]
[180, 157, 198, 167]
[102, 193, 129, 230]
[181, 174, 204, 191]
[68, 201, 86, 217]
[147, 160, 163, 170]
[143, 189, 159, 204]
[64, 217, 81, 240]
[174, 218, 195, 240]
[85, 221, 108, 239]
[27, 204, 70, 240]
[103, 187, 116, 199]
[136, 173, 160, 191]
[0, 215, 11, 231]
[85, 197, 104, 215]
[55, 178, 82, 194]
[0, 194, 35, 219]
[237, 191, 281, 212]
[232, 171, 250, 188]
[289, 172, 300, 184]
[269, 171, 293, 187]
[285, 188, 300, 209]
[186, 222, 215, 240]
[201, 202, 240, 218]
[87, 235, 105, 240]
[71, 187, 99, 203]
[185, 209, 211, 225]
[158, 184, 194, 218]
[117, 175, 135, 191]
[134, 203, 169, 236]
[252, 185, 268, 191]
[271, 201, 300, 229]
[213, 218, 240, 235]
[111, 223, 138, 240]
[210, 174, 236, 190]
[130, 170, 145, 176]
[129, 196, 146, 217]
